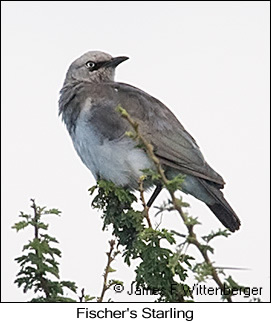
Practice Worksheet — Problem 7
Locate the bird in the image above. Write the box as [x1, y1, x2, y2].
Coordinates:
[59, 51, 241, 232]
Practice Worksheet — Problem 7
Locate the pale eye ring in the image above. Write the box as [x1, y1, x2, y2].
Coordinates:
[86, 61, 96, 70]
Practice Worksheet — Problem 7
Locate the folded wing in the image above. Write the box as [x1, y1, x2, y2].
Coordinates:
[115, 82, 225, 187]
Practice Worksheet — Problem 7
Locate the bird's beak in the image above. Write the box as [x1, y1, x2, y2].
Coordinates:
[104, 56, 129, 68]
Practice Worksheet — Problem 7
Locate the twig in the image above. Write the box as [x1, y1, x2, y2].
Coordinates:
[97, 240, 116, 302]
[119, 107, 233, 302]
[30, 199, 50, 299]
[138, 176, 152, 228]
[31, 198, 39, 240]
[79, 288, 85, 302]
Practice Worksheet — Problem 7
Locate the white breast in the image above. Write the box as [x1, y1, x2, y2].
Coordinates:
[71, 109, 152, 189]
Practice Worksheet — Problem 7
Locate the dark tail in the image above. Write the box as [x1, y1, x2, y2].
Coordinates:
[207, 203, 240, 232]
[199, 179, 241, 232]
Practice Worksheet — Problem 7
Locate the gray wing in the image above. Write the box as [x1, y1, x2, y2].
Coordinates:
[116, 83, 225, 187]
[83, 82, 225, 187]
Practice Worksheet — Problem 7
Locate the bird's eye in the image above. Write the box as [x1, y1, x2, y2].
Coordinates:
[86, 61, 96, 70]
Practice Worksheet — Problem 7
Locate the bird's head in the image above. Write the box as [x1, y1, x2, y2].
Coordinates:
[63, 51, 129, 84]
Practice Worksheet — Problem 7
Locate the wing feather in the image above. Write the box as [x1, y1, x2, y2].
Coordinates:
[116, 83, 225, 187]
[81, 82, 225, 187]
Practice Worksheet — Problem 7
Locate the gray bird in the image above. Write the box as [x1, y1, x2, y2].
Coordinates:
[59, 51, 241, 232]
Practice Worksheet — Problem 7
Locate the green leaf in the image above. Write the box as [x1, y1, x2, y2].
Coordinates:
[12, 221, 29, 232]
[40, 233, 58, 243]
[168, 253, 180, 275]
[61, 281, 77, 293]
[202, 229, 231, 243]
[175, 197, 190, 208]
[37, 222, 49, 230]
[184, 215, 201, 227]
[88, 184, 98, 195]
[165, 174, 185, 192]
[84, 295, 96, 302]
[180, 254, 195, 268]
[45, 265, 60, 279]
[141, 168, 161, 181]
[48, 247, 61, 257]
[108, 279, 123, 286]
[44, 208, 62, 216]
[18, 211, 31, 220]
[193, 262, 213, 282]
[107, 266, 116, 273]
[25, 238, 50, 257]
[14, 255, 28, 265]
[200, 244, 214, 254]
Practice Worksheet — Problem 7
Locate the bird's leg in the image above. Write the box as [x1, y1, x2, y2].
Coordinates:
[147, 183, 163, 207]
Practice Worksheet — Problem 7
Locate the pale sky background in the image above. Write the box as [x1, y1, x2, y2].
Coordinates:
[2, 1, 270, 303]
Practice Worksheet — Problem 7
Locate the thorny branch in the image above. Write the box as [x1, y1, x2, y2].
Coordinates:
[31, 199, 51, 299]
[97, 240, 117, 302]
[118, 106, 233, 302]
